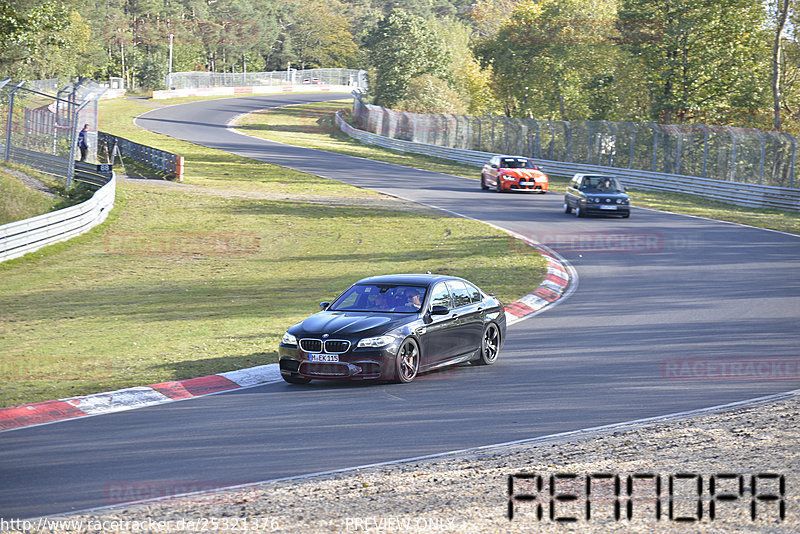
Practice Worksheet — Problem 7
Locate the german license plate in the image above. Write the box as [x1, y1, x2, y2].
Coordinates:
[520, 181, 536, 186]
[599, 205, 617, 210]
[309, 353, 339, 362]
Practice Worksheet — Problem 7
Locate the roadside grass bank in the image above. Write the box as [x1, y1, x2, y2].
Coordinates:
[235, 100, 800, 235]
[0, 97, 547, 408]
[0, 164, 76, 225]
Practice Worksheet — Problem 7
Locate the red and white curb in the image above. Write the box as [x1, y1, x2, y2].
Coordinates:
[0, 245, 573, 433]
[503, 238, 575, 327]
[0, 365, 283, 432]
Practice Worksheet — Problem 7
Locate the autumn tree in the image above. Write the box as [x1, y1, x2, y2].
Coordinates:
[283, 0, 358, 69]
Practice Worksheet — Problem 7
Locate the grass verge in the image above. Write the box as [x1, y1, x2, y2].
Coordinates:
[0, 164, 75, 225]
[235, 100, 800, 235]
[0, 96, 546, 408]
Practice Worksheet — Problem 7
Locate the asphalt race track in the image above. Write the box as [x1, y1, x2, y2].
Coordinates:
[2, 93, 799, 519]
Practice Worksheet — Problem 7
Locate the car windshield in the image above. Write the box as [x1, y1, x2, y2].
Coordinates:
[501, 158, 536, 169]
[582, 177, 623, 192]
[329, 284, 427, 313]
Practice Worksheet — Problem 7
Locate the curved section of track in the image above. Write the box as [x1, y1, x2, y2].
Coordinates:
[2, 93, 799, 519]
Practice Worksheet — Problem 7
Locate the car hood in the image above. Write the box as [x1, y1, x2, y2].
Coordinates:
[500, 169, 546, 180]
[293, 311, 410, 337]
[585, 191, 628, 199]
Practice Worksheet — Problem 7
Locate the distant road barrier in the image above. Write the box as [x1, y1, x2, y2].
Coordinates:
[335, 112, 800, 212]
[0, 174, 115, 263]
[98, 132, 184, 181]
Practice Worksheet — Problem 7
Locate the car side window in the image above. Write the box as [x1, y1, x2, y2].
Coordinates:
[446, 280, 472, 308]
[465, 282, 482, 303]
[429, 282, 452, 310]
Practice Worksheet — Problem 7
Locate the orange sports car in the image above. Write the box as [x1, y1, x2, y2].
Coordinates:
[481, 155, 548, 193]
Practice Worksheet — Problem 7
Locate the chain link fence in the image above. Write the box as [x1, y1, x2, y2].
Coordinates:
[352, 94, 796, 188]
[0, 79, 106, 186]
[165, 68, 367, 90]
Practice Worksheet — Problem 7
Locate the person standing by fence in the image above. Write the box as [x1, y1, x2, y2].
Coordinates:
[77, 124, 89, 162]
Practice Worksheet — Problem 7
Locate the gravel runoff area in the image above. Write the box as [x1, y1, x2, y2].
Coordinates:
[2, 167, 58, 198]
[15, 390, 797, 534]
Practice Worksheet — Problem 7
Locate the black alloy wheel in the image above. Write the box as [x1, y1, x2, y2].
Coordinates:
[473, 323, 500, 365]
[395, 338, 420, 383]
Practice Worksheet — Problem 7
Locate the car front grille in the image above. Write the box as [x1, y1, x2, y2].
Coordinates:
[324, 340, 350, 353]
[300, 339, 323, 352]
[299, 339, 351, 354]
[300, 362, 350, 377]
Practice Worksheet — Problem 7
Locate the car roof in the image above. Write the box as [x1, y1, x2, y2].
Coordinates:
[355, 273, 463, 287]
[575, 173, 616, 179]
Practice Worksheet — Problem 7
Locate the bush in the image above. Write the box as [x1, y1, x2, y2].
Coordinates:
[395, 75, 468, 114]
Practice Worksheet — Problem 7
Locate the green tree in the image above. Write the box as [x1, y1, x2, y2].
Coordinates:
[433, 16, 499, 114]
[364, 8, 450, 107]
[620, 0, 770, 123]
[0, 0, 97, 79]
[474, 0, 627, 120]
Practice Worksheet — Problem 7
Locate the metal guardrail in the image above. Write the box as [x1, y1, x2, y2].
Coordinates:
[74, 160, 114, 189]
[98, 132, 183, 180]
[5, 147, 71, 179]
[335, 111, 800, 212]
[0, 175, 116, 263]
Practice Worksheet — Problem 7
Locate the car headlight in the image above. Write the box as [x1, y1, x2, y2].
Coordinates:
[357, 335, 396, 348]
[282, 331, 297, 345]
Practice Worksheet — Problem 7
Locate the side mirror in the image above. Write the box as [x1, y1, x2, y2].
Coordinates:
[490, 164, 498, 169]
[320, 301, 330, 310]
[430, 305, 449, 316]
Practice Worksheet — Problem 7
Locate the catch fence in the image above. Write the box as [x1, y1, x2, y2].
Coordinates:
[165, 68, 367, 90]
[352, 94, 796, 189]
[0, 78, 106, 186]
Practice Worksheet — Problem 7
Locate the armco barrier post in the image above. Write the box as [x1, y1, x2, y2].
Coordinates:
[4, 83, 23, 161]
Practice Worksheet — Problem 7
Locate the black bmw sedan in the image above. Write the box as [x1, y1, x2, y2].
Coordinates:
[278, 274, 506, 384]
